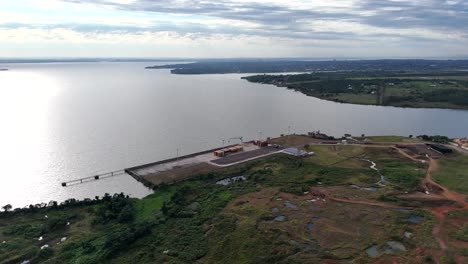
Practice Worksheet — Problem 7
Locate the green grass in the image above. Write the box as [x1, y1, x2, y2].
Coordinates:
[331, 93, 377, 105]
[432, 153, 468, 194]
[305, 145, 366, 166]
[0, 146, 448, 263]
[367, 136, 420, 143]
[248, 73, 468, 109]
[134, 188, 175, 220]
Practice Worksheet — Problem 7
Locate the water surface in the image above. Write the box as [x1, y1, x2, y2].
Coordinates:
[1, 62, 467, 207]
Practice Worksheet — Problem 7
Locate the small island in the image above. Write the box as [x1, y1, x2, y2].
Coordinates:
[243, 71, 468, 110]
[0, 69, 8, 71]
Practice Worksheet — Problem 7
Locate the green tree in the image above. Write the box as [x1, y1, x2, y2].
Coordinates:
[2, 204, 12, 212]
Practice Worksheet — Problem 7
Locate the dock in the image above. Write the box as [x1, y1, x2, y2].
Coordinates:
[61, 170, 126, 187]
[61, 143, 245, 187]
[61, 135, 309, 188]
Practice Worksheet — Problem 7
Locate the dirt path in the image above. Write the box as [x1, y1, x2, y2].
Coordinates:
[394, 147, 420, 162]
[422, 158, 468, 254]
[426, 159, 467, 208]
[331, 147, 467, 257]
[327, 195, 411, 209]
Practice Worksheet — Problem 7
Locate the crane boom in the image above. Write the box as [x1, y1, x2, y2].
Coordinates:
[228, 136, 243, 144]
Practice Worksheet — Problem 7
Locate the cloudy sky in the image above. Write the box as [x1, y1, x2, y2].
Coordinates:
[0, 0, 467, 58]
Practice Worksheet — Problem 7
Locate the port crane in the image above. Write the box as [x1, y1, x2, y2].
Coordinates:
[228, 136, 243, 145]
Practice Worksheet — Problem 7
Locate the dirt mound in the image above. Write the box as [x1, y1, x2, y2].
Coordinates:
[415, 181, 444, 194]
[397, 193, 460, 208]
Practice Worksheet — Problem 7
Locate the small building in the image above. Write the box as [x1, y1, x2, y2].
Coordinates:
[213, 145, 243, 157]
[254, 140, 269, 147]
[453, 138, 468, 147]
[283, 148, 311, 157]
[214, 150, 225, 157]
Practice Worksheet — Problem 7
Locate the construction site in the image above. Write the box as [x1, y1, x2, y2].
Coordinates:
[124, 137, 284, 186]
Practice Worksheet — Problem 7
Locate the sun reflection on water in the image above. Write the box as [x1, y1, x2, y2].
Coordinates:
[0, 71, 59, 206]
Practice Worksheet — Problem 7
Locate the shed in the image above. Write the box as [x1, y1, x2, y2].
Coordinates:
[283, 148, 310, 157]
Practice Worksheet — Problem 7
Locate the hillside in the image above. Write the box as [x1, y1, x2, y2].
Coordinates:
[1, 136, 467, 263]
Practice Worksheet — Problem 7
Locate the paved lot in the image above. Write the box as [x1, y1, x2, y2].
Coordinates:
[211, 147, 280, 166]
[130, 143, 261, 177]
[132, 152, 215, 177]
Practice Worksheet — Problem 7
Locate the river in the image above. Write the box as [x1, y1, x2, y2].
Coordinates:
[0, 62, 467, 207]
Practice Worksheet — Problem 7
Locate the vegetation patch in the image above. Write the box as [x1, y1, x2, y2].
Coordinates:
[432, 153, 468, 194]
[243, 71, 468, 109]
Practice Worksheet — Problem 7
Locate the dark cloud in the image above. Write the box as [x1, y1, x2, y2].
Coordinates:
[7, 0, 468, 43]
[358, 0, 468, 31]
[61, 0, 467, 30]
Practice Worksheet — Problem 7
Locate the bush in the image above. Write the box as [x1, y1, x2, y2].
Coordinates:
[384, 169, 422, 189]
[94, 194, 135, 224]
[423, 255, 434, 263]
[3, 224, 42, 238]
[454, 223, 468, 242]
[35, 247, 54, 261]
[279, 185, 309, 195]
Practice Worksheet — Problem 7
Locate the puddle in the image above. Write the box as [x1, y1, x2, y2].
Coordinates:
[284, 201, 297, 209]
[366, 245, 379, 258]
[366, 241, 406, 258]
[307, 222, 314, 230]
[351, 185, 378, 192]
[271, 207, 279, 213]
[274, 215, 286, 222]
[407, 215, 423, 224]
[383, 241, 406, 253]
[216, 176, 246, 185]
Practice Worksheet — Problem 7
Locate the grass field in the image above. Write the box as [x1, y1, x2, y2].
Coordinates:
[245, 73, 468, 109]
[432, 152, 468, 194]
[367, 136, 421, 143]
[204, 187, 431, 263]
[0, 145, 463, 263]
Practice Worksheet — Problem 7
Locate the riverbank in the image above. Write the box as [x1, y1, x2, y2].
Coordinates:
[1, 134, 467, 263]
[242, 72, 468, 110]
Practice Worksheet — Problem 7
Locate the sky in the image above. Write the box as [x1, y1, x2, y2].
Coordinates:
[0, 0, 467, 58]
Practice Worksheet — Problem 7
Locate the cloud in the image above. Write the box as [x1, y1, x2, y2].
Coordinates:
[0, 0, 467, 57]
[59, 0, 467, 30]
